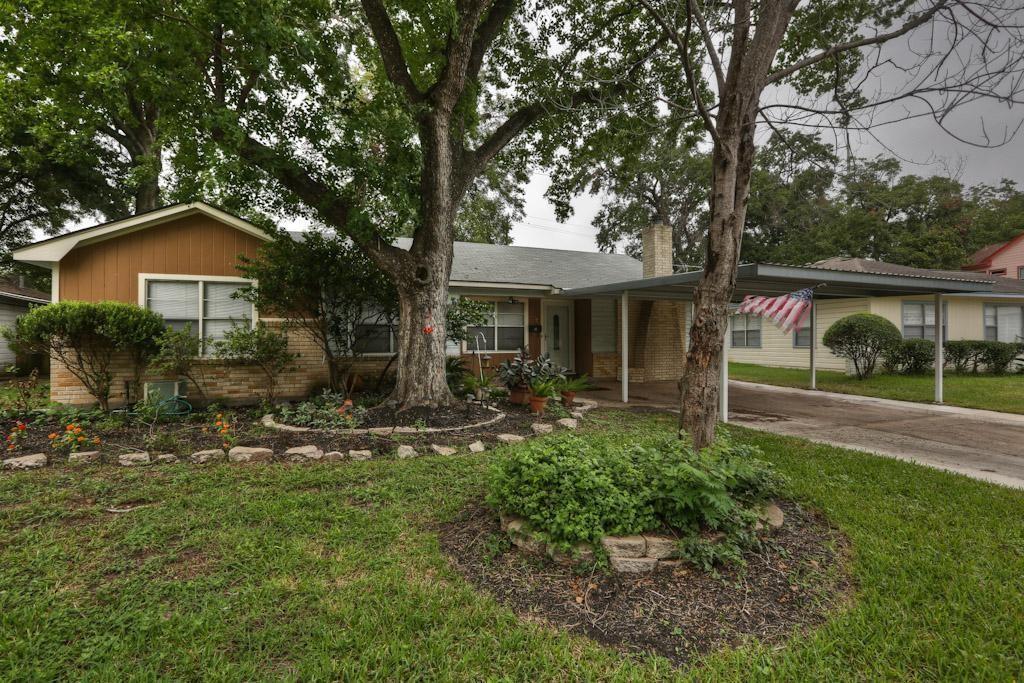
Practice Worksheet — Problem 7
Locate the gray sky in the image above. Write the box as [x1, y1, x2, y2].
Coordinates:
[509, 117, 1024, 253]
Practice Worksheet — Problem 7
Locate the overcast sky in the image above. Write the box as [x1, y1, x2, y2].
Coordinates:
[509, 115, 1024, 253]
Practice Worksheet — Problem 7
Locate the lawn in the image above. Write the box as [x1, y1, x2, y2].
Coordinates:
[1, 412, 1022, 680]
[729, 361, 1024, 414]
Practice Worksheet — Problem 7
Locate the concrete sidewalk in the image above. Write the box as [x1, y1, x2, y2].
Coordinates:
[583, 379, 1024, 489]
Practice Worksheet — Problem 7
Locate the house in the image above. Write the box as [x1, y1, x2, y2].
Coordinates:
[727, 257, 1024, 372]
[964, 233, 1024, 279]
[0, 278, 49, 372]
[12, 201, 1016, 407]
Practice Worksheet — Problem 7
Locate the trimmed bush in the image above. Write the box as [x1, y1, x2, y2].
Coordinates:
[944, 340, 984, 373]
[822, 313, 902, 379]
[487, 432, 782, 565]
[884, 338, 935, 374]
[3, 301, 166, 410]
[979, 340, 1022, 375]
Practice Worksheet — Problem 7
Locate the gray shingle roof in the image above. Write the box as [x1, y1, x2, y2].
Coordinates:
[810, 257, 1024, 294]
[287, 233, 641, 289]
[392, 239, 641, 290]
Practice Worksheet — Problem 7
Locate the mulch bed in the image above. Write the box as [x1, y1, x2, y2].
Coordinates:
[357, 402, 496, 429]
[438, 500, 854, 668]
[1, 397, 557, 465]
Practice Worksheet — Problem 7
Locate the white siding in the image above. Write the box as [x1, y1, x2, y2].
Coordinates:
[729, 298, 870, 371]
[0, 302, 27, 367]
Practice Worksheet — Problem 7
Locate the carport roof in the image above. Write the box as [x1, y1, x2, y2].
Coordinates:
[560, 262, 998, 300]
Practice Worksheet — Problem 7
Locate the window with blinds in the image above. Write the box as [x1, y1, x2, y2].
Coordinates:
[902, 301, 947, 341]
[984, 304, 1024, 342]
[730, 314, 761, 348]
[466, 301, 525, 351]
[145, 279, 253, 354]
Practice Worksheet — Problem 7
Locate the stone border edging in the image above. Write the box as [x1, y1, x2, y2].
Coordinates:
[260, 405, 508, 435]
[500, 501, 785, 574]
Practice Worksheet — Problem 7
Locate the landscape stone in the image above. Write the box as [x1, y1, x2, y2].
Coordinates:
[601, 535, 646, 558]
[68, 450, 100, 465]
[154, 453, 179, 464]
[509, 530, 545, 555]
[643, 535, 679, 559]
[609, 556, 658, 574]
[190, 449, 225, 464]
[2, 452, 47, 470]
[228, 446, 273, 463]
[761, 503, 785, 529]
[531, 423, 553, 435]
[468, 440, 486, 453]
[323, 451, 345, 462]
[396, 445, 418, 459]
[348, 449, 373, 460]
[556, 418, 578, 430]
[285, 445, 323, 461]
[496, 433, 524, 444]
[118, 452, 150, 467]
[570, 411, 585, 419]
[430, 444, 457, 456]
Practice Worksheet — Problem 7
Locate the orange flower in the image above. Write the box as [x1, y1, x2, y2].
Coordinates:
[215, 421, 223, 427]
[77, 436, 85, 442]
[17, 423, 25, 430]
[92, 437, 101, 444]
[48, 433, 57, 439]
[66, 424, 74, 432]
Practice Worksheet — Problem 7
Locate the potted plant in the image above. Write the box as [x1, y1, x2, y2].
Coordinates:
[528, 378, 558, 415]
[497, 350, 533, 405]
[557, 374, 592, 407]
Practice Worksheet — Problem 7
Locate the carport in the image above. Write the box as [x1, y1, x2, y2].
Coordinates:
[560, 263, 995, 420]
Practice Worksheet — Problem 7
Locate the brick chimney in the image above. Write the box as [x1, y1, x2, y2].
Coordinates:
[641, 223, 673, 278]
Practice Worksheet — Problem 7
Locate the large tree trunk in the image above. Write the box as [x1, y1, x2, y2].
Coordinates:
[389, 251, 456, 409]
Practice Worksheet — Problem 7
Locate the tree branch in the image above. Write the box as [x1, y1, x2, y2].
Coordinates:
[689, 0, 725, 93]
[765, 0, 950, 85]
[359, 0, 425, 104]
[465, 0, 517, 82]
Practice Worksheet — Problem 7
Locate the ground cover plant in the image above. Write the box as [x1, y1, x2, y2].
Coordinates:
[729, 361, 1024, 414]
[487, 432, 782, 565]
[1, 410, 1022, 679]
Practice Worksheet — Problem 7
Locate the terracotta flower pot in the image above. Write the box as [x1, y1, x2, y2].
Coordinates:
[529, 395, 549, 415]
[560, 390, 577, 407]
[509, 386, 530, 405]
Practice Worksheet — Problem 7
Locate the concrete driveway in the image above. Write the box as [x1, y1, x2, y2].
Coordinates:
[585, 379, 1024, 489]
[732, 382, 1024, 489]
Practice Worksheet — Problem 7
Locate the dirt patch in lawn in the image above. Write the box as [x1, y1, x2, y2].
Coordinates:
[438, 500, 853, 668]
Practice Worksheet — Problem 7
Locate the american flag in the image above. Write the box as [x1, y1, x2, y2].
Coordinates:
[737, 288, 814, 334]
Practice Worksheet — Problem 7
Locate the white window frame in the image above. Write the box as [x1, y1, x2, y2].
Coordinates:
[462, 300, 528, 353]
[901, 301, 947, 342]
[352, 308, 399, 357]
[984, 303, 1024, 342]
[730, 313, 761, 349]
[138, 273, 257, 354]
[793, 322, 811, 348]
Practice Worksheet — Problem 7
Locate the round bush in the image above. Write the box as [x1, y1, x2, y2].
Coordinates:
[822, 313, 902, 379]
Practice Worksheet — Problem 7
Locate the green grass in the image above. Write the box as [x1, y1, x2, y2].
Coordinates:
[1, 413, 1022, 680]
[730, 361, 1024, 413]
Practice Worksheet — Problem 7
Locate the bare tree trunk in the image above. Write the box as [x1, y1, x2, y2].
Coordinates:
[389, 252, 455, 409]
[133, 144, 162, 213]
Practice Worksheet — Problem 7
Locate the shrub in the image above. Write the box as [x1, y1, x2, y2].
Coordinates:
[4, 302, 166, 410]
[944, 340, 984, 373]
[979, 340, 1022, 375]
[487, 433, 782, 565]
[150, 325, 207, 399]
[212, 322, 296, 403]
[883, 338, 935, 374]
[822, 313, 902, 379]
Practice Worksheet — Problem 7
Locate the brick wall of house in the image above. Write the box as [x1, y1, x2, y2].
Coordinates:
[589, 298, 686, 383]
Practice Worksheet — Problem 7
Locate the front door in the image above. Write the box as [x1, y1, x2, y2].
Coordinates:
[544, 302, 572, 370]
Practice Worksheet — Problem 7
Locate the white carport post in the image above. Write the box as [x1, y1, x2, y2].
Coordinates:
[809, 295, 817, 390]
[621, 290, 629, 403]
[934, 292, 944, 403]
[720, 314, 729, 423]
